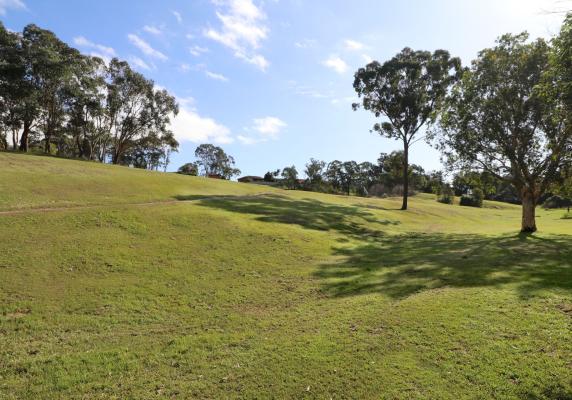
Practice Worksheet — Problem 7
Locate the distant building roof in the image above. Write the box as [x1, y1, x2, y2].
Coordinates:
[238, 176, 264, 183]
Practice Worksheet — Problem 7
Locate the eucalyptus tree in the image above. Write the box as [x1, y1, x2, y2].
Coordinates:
[281, 165, 299, 189]
[0, 22, 39, 152]
[65, 55, 108, 159]
[305, 158, 326, 184]
[353, 48, 461, 209]
[106, 59, 178, 164]
[434, 31, 572, 232]
[194, 144, 240, 179]
[22, 24, 83, 153]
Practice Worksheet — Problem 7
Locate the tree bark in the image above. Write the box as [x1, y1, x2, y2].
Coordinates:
[401, 142, 409, 210]
[521, 188, 537, 233]
[19, 120, 30, 152]
[11, 129, 18, 150]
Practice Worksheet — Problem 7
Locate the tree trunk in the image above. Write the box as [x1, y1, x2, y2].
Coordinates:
[521, 189, 537, 233]
[11, 129, 18, 150]
[19, 120, 30, 152]
[44, 127, 51, 153]
[401, 142, 409, 210]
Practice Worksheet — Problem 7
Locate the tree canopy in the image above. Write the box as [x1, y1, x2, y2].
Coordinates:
[0, 22, 179, 169]
[353, 48, 461, 210]
[433, 29, 572, 232]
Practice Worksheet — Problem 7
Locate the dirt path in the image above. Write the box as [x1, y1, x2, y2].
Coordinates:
[0, 193, 273, 216]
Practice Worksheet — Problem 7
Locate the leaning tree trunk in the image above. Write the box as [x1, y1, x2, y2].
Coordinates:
[521, 188, 537, 233]
[401, 143, 409, 210]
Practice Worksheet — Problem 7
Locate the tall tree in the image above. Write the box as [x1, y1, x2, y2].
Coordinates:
[22, 24, 82, 153]
[281, 165, 299, 189]
[353, 48, 461, 210]
[106, 59, 178, 164]
[194, 144, 240, 179]
[305, 158, 326, 184]
[434, 32, 572, 232]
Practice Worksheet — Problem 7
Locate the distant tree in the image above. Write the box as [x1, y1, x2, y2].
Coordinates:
[377, 151, 427, 194]
[325, 160, 344, 192]
[305, 158, 326, 184]
[434, 32, 572, 232]
[340, 161, 359, 195]
[178, 162, 199, 176]
[353, 48, 461, 210]
[263, 169, 280, 182]
[281, 165, 299, 189]
[194, 144, 240, 179]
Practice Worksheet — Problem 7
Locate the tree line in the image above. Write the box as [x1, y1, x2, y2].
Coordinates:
[0, 23, 179, 170]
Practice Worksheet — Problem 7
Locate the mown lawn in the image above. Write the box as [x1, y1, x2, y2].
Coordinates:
[0, 153, 571, 399]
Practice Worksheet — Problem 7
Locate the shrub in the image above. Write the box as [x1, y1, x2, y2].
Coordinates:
[542, 195, 572, 209]
[437, 185, 454, 204]
[177, 162, 198, 176]
[460, 188, 484, 208]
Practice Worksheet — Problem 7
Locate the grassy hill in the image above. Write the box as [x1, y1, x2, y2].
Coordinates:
[1, 152, 571, 399]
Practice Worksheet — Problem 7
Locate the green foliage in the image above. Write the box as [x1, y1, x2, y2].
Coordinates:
[0, 22, 178, 168]
[437, 185, 454, 204]
[460, 188, 484, 208]
[177, 162, 199, 176]
[304, 158, 326, 185]
[281, 165, 299, 189]
[194, 144, 240, 179]
[543, 195, 572, 209]
[353, 48, 462, 209]
[435, 31, 572, 231]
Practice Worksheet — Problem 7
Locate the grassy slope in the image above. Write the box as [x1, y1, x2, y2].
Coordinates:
[0, 153, 571, 399]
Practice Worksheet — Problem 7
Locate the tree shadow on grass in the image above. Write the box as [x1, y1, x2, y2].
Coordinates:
[178, 194, 572, 300]
[316, 232, 572, 299]
[177, 193, 400, 240]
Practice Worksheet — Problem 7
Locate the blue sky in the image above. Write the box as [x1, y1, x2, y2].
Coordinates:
[1, 0, 567, 176]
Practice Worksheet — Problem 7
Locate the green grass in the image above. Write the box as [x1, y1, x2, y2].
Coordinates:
[1, 152, 571, 399]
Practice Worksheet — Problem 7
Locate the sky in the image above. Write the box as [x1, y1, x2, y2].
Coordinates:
[0, 0, 568, 177]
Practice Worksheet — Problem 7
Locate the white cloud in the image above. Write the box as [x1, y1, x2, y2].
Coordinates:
[294, 39, 316, 49]
[143, 25, 162, 35]
[323, 55, 349, 74]
[237, 116, 287, 145]
[180, 63, 191, 72]
[190, 45, 209, 56]
[204, 0, 270, 71]
[127, 33, 168, 61]
[0, 0, 25, 15]
[237, 135, 258, 145]
[205, 71, 229, 81]
[172, 10, 182, 23]
[171, 106, 233, 144]
[236, 52, 269, 70]
[344, 39, 365, 51]
[253, 116, 286, 137]
[130, 56, 152, 71]
[73, 36, 116, 62]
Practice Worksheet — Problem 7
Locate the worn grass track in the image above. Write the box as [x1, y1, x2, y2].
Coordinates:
[0, 152, 571, 399]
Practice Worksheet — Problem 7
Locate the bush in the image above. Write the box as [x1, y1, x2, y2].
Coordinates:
[460, 188, 484, 208]
[437, 185, 454, 204]
[542, 195, 572, 209]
